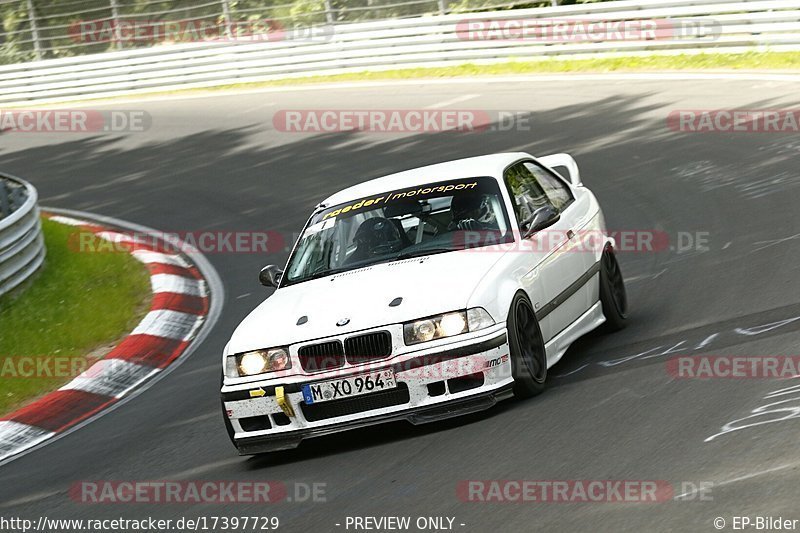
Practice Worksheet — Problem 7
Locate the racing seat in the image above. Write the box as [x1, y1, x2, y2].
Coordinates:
[389, 219, 413, 248]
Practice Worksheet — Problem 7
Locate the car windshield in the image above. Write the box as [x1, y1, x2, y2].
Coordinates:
[283, 177, 513, 286]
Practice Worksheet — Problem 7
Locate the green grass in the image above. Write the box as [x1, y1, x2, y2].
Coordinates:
[11, 50, 800, 109]
[149, 50, 800, 95]
[228, 51, 800, 88]
[0, 218, 151, 415]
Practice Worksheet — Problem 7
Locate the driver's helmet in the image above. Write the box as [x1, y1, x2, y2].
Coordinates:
[451, 192, 490, 223]
[353, 217, 403, 256]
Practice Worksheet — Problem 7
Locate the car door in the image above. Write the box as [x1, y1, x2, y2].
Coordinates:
[503, 160, 587, 343]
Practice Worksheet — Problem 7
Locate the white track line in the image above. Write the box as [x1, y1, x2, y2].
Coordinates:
[424, 94, 480, 109]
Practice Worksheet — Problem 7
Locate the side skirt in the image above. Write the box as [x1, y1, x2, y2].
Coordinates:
[544, 300, 606, 369]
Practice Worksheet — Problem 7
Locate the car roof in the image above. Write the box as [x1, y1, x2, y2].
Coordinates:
[320, 152, 532, 207]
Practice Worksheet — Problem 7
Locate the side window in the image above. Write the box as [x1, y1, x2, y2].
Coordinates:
[523, 162, 573, 211]
[503, 162, 553, 223]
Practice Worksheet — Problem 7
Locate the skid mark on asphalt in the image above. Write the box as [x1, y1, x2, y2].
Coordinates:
[589, 388, 647, 409]
[751, 232, 800, 253]
[178, 362, 221, 378]
[166, 457, 243, 480]
[625, 268, 667, 283]
[0, 489, 61, 508]
[551, 303, 800, 382]
[551, 363, 590, 378]
[673, 461, 800, 499]
[706, 377, 800, 442]
[673, 160, 800, 200]
[163, 411, 218, 429]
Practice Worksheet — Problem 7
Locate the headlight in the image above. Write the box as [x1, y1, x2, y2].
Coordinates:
[410, 319, 437, 343]
[439, 312, 467, 336]
[467, 307, 495, 331]
[403, 308, 494, 345]
[231, 347, 291, 377]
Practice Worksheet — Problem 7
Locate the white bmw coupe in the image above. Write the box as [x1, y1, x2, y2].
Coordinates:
[221, 152, 627, 455]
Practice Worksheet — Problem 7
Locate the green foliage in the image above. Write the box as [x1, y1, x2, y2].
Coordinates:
[0, 0, 621, 62]
[0, 218, 151, 414]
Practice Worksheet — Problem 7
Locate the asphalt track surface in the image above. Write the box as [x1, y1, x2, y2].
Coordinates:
[1, 75, 799, 532]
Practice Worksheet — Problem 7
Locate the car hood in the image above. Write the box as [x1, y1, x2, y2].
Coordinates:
[227, 250, 505, 353]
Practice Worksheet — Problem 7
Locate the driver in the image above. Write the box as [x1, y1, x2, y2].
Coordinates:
[346, 217, 404, 264]
[448, 192, 496, 231]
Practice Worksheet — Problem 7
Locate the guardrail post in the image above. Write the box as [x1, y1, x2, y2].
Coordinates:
[324, 0, 336, 25]
[25, 0, 43, 60]
[438, 0, 447, 16]
[221, 0, 233, 38]
[109, 0, 123, 50]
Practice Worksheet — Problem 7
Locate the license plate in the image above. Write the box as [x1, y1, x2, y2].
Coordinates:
[301, 369, 396, 405]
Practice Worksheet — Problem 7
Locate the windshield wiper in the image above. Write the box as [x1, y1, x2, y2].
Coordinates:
[305, 266, 351, 281]
[392, 248, 455, 261]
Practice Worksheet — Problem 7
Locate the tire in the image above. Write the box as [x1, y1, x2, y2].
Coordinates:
[507, 292, 547, 399]
[599, 243, 628, 331]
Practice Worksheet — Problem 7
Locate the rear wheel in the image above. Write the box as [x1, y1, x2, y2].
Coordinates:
[507, 292, 547, 398]
[599, 244, 628, 331]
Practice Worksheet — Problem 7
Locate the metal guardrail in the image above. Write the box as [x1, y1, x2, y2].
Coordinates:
[3, 0, 562, 63]
[0, 0, 798, 106]
[0, 174, 46, 298]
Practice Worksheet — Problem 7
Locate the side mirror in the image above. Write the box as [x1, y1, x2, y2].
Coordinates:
[259, 265, 283, 288]
[537, 153, 582, 187]
[521, 205, 561, 238]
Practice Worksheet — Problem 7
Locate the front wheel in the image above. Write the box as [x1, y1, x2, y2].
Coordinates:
[507, 292, 547, 399]
[599, 244, 628, 331]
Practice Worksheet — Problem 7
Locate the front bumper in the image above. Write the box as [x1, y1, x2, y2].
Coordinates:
[221, 327, 513, 454]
